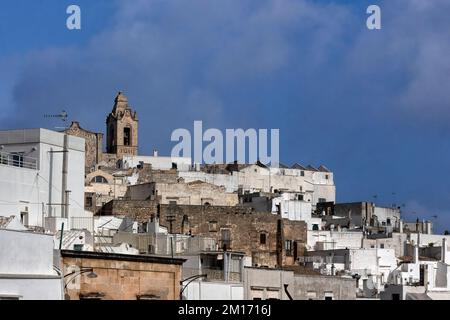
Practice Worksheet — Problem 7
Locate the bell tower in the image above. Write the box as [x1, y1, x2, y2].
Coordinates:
[106, 91, 138, 158]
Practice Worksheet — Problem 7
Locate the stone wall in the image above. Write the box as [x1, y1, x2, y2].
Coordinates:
[126, 181, 239, 206]
[155, 204, 306, 268]
[100, 200, 306, 267]
[293, 274, 356, 300]
[65, 121, 103, 170]
[62, 250, 183, 300]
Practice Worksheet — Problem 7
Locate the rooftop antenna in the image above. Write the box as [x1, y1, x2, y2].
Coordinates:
[44, 110, 69, 130]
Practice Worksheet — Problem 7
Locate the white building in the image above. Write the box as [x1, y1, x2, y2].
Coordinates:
[122, 152, 192, 171]
[0, 128, 88, 231]
[184, 281, 244, 300]
[307, 230, 364, 251]
[0, 227, 63, 300]
[382, 240, 450, 300]
[271, 192, 321, 230]
[305, 248, 398, 294]
[179, 163, 335, 208]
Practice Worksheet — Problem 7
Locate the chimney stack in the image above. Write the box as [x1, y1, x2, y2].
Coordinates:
[413, 244, 419, 264]
[153, 149, 158, 157]
[399, 219, 403, 233]
[442, 238, 448, 264]
[426, 221, 432, 235]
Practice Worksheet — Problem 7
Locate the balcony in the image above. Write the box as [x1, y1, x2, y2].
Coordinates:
[0, 151, 37, 170]
[183, 267, 242, 282]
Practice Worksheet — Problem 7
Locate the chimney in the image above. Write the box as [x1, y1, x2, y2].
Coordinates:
[442, 238, 448, 264]
[413, 244, 419, 264]
[399, 219, 403, 233]
[426, 221, 432, 235]
[153, 149, 158, 157]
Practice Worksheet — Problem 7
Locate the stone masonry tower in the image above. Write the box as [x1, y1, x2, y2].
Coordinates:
[106, 91, 138, 158]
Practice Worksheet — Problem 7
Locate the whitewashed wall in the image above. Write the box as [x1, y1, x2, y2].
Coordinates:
[0, 229, 63, 300]
[184, 281, 244, 300]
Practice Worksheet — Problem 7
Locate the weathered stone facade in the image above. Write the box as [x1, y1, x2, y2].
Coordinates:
[106, 91, 138, 159]
[125, 180, 239, 206]
[64, 121, 103, 170]
[62, 250, 184, 300]
[100, 200, 307, 268]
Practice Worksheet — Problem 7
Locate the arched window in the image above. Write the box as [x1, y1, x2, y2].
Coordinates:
[124, 127, 131, 146]
[91, 176, 108, 184]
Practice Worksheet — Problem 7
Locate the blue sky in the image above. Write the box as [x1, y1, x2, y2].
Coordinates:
[1, 0, 450, 232]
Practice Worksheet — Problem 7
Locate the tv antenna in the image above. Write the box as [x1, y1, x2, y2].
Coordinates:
[44, 110, 68, 122]
[44, 110, 69, 130]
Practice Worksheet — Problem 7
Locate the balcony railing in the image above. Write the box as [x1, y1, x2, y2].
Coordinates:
[0, 151, 38, 170]
[183, 267, 242, 282]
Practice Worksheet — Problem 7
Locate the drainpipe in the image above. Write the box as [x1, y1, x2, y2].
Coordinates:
[61, 134, 68, 219]
[442, 238, 447, 264]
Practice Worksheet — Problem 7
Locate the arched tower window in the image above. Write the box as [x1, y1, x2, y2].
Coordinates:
[124, 127, 131, 146]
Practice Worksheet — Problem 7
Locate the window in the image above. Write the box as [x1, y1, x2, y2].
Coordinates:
[298, 195, 304, 201]
[300, 171, 304, 176]
[260, 233, 267, 245]
[285, 240, 293, 256]
[137, 294, 161, 300]
[209, 221, 218, 232]
[79, 293, 104, 300]
[380, 244, 385, 249]
[318, 198, 326, 203]
[91, 176, 108, 183]
[0, 296, 21, 300]
[221, 229, 231, 250]
[124, 127, 131, 146]
[312, 224, 319, 231]
[12, 153, 24, 167]
[306, 291, 316, 300]
[325, 174, 329, 180]
[20, 212, 28, 226]
[85, 196, 93, 207]
[387, 218, 391, 226]
[324, 292, 334, 300]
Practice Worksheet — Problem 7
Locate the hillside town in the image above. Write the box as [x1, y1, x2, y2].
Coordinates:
[1, 91, 449, 300]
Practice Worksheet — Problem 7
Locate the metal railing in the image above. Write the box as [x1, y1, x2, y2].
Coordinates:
[183, 267, 241, 282]
[0, 151, 38, 170]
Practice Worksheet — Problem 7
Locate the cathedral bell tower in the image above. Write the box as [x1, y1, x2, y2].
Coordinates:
[106, 91, 138, 158]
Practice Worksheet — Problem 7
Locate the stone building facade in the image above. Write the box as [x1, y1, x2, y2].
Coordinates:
[64, 121, 103, 170]
[61, 250, 184, 300]
[125, 180, 239, 206]
[100, 200, 307, 268]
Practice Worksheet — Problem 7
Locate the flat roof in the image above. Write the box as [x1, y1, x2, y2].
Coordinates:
[61, 250, 186, 265]
[0, 128, 85, 152]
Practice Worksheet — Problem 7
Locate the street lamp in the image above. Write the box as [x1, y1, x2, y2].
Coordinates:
[64, 267, 97, 290]
[179, 274, 207, 300]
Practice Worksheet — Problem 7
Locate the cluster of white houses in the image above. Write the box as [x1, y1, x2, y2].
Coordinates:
[1, 92, 450, 300]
